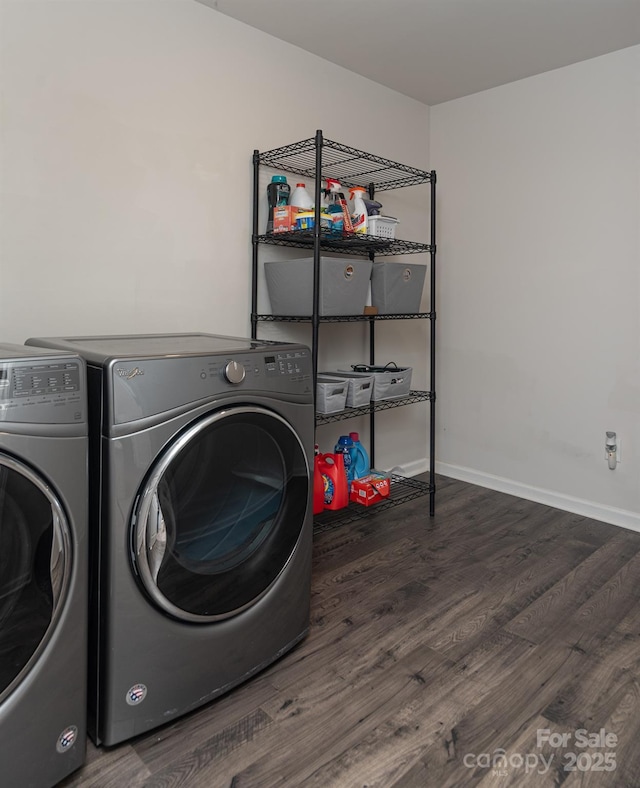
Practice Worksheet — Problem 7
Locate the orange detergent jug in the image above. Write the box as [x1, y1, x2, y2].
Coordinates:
[317, 452, 349, 511]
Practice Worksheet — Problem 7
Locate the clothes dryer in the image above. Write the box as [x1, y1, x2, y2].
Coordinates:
[0, 344, 87, 787]
[26, 333, 314, 747]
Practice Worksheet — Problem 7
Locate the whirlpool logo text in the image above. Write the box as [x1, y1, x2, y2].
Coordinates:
[116, 367, 145, 380]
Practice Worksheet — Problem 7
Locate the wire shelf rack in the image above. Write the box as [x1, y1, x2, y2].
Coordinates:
[254, 230, 430, 257]
[313, 474, 432, 534]
[257, 137, 432, 192]
[254, 313, 433, 323]
[315, 391, 433, 425]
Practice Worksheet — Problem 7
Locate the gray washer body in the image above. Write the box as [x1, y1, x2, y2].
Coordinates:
[0, 343, 88, 786]
[26, 333, 315, 747]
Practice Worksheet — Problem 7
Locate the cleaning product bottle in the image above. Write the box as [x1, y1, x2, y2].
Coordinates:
[289, 182, 314, 211]
[348, 432, 370, 480]
[325, 197, 344, 234]
[325, 178, 354, 233]
[363, 198, 383, 216]
[266, 175, 290, 233]
[313, 445, 324, 515]
[334, 434, 355, 489]
[349, 186, 369, 234]
[317, 453, 349, 510]
[320, 183, 329, 211]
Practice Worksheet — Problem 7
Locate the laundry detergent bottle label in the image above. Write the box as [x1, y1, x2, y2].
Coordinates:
[334, 435, 355, 488]
[313, 450, 325, 514]
[317, 453, 348, 510]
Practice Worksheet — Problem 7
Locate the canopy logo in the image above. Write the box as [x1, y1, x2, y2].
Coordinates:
[463, 728, 617, 777]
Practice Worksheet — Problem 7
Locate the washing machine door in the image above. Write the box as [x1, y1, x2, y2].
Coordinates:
[132, 405, 310, 622]
[0, 454, 71, 702]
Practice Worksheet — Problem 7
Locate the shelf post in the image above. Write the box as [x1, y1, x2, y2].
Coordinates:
[429, 170, 437, 516]
[311, 130, 323, 391]
[368, 187, 376, 467]
[251, 149, 260, 339]
[369, 313, 376, 467]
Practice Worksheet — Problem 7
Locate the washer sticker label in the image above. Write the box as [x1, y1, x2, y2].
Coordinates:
[126, 683, 148, 705]
[56, 726, 78, 753]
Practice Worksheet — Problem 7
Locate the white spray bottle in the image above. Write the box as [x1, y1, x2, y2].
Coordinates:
[349, 186, 369, 234]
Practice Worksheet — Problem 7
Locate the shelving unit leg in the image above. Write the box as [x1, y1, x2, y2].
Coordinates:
[429, 171, 437, 516]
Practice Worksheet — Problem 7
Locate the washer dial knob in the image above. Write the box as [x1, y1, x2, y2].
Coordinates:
[224, 360, 245, 384]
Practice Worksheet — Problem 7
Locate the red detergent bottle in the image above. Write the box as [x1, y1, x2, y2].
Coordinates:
[313, 445, 324, 515]
[317, 453, 349, 511]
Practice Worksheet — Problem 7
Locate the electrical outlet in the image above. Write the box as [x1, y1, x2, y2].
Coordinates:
[605, 434, 621, 464]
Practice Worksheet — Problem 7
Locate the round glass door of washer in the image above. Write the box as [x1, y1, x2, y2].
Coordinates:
[0, 455, 72, 702]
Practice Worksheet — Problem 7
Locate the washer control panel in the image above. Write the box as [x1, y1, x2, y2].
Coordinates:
[1, 361, 81, 398]
[0, 360, 85, 423]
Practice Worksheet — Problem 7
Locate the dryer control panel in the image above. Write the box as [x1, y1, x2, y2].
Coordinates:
[0, 360, 85, 423]
[108, 347, 314, 425]
[264, 350, 310, 381]
[195, 349, 313, 391]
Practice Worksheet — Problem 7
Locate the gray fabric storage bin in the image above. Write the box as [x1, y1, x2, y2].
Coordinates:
[337, 364, 412, 401]
[316, 375, 348, 413]
[371, 262, 427, 314]
[319, 371, 374, 408]
[264, 257, 372, 316]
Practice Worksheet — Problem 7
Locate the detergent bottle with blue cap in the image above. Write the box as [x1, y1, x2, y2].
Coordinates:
[266, 175, 290, 233]
[334, 434, 355, 489]
[348, 432, 370, 480]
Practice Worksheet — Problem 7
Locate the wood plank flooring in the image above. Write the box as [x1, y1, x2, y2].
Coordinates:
[59, 475, 640, 788]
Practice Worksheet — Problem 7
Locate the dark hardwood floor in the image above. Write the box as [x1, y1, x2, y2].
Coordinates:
[60, 475, 640, 787]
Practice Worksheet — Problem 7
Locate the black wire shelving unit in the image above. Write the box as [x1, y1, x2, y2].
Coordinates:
[251, 130, 437, 531]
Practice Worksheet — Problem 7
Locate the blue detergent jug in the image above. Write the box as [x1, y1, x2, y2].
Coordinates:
[334, 435, 355, 489]
[349, 432, 370, 480]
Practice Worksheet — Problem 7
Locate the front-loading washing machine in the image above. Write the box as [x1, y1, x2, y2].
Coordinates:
[26, 332, 315, 747]
[0, 344, 87, 787]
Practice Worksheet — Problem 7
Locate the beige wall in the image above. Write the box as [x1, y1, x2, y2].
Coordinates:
[0, 0, 430, 467]
[4, 1, 636, 526]
[431, 46, 640, 528]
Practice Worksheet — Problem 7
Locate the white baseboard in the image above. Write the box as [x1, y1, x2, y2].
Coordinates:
[389, 458, 640, 534]
[383, 458, 429, 478]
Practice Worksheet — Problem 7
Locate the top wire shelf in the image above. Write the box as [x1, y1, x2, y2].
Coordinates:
[256, 136, 432, 192]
